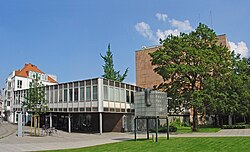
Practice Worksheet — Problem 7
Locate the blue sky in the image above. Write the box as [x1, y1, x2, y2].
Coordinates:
[0, 0, 249, 89]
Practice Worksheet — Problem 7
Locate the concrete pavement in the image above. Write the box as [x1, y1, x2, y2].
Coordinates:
[0, 122, 17, 139]
[0, 123, 250, 152]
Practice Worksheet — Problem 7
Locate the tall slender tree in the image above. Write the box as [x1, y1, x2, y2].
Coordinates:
[101, 43, 128, 82]
[22, 74, 48, 135]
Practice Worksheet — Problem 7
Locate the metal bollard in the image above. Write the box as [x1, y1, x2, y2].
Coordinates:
[152, 134, 155, 142]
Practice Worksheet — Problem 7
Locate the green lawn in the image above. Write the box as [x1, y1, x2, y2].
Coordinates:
[176, 127, 221, 133]
[40, 137, 250, 152]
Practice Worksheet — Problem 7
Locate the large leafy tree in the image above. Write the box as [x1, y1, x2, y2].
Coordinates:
[149, 23, 231, 131]
[201, 52, 250, 126]
[101, 43, 128, 82]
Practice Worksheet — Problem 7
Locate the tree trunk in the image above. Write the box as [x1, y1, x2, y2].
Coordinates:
[38, 115, 40, 136]
[34, 115, 37, 136]
[192, 107, 198, 132]
[30, 114, 33, 135]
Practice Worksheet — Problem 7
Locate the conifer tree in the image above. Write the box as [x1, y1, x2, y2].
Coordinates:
[101, 43, 128, 82]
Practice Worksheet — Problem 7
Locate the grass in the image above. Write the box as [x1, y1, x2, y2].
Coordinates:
[176, 127, 221, 134]
[39, 137, 250, 152]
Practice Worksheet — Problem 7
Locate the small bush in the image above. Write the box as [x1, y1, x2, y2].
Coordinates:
[150, 125, 177, 133]
[222, 125, 246, 129]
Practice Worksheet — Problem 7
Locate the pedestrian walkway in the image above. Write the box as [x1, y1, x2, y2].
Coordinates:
[0, 124, 250, 152]
[0, 122, 17, 139]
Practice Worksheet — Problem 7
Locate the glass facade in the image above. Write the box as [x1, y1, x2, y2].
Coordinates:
[13, 78, 140, 114]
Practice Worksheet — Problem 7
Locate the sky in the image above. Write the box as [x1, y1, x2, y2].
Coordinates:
[0, 0, 250, 90]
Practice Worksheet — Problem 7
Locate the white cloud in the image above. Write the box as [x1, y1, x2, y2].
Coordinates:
[135, 22, 155, 41]
[156, 13, 168, 22]
[135, 15, 194, 44]
[156, 29, 180, 40]
[169, 19, 193, 32]
[229, 41, 249, 58]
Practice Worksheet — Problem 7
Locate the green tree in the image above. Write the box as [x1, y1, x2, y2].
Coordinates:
[22, 74, 48, 135]
[101, 43, 128, 82]
[201, 52, 250, 126]
[149, 23, 231, 131]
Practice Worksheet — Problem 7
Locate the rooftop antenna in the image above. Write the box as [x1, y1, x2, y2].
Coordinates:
[210, 10, 213, 28]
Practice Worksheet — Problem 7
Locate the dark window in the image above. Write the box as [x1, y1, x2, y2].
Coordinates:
[74, 82, 78, 87]
[86, 107, 91, 111]
[131, 92, 134, 103]
[69, 88, 73, 102]
[80, 108, 85, 111]
[104, 108, 109, 112]
[126, 90, 130, 103]
[69, 83, 73, 88]
[109, 80, 114, 86]
[80, 81, 84, 86]
[92, 107, 98, 111]
[115, 82, 120, 87]
[64, 89, 68, 102]
[103, 79, 108, 85]
[92, 86, 98, 100]
[69, 108, 72, 112]
[74, 88, 78, 101]
[86, 80, 91, 85]
[80, 87, 84, 101]
[92, 79, 98, 85]
[74, 108, 78, 112]
[86, 86, 91, 100]
[121, 83, 125, 88]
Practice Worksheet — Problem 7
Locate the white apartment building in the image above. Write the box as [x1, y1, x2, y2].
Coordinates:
[3, 63, 57, 123]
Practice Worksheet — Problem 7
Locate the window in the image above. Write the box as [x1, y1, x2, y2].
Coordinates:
[104, 86, 108, 100]
[54, 87, 58, 103]
[120, 89, 125, 102]
[50, 87, 53, 103]
[110, 87, 114, 101]
[74, 88, 78, 101]
[64, 89, 68, 102]
[131, 91, 134, 103]
[80, 87, 84, 101]
[115, 88, 119, 101]
[59, 88, 62, 102]
[69, 88, 73, 102]
[86, 86, 91, 100]
[126, 90, 130, 103]
[17, 80, 22, 89]
[92, 86, 98, 100]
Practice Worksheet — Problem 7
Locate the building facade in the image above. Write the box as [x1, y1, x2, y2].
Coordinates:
[136, 34, 230, 88]
[3, 63, 57, 123]
[14, 78, 142, 133]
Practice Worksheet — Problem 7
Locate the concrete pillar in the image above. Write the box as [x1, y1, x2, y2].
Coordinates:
[49, 113, 52, 128]
[17, 113, 23, 137]
[68, 113, 71, 133]
[99, 113, 102, 134]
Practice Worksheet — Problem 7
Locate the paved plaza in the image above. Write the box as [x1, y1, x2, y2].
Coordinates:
[0, 123, 250, 152]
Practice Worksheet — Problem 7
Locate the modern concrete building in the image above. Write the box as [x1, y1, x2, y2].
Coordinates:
[2, 63, 57, 123]
[136, 34, 230, 88]
[13, 78, 142, 134]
